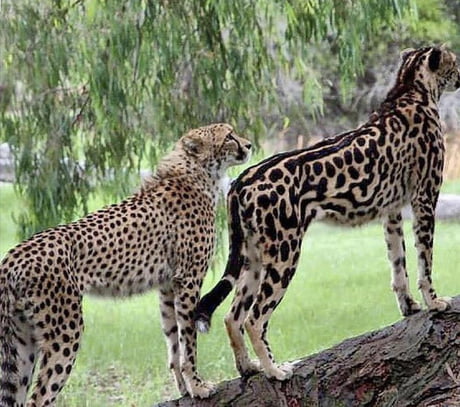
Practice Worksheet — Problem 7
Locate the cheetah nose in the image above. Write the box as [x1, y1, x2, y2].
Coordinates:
[245, 142, 252, 150]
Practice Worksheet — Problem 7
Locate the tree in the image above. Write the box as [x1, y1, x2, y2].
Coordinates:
[156, 295, 460, 406]
[276, 0, 460, 146]
[0, 0, 416, 239]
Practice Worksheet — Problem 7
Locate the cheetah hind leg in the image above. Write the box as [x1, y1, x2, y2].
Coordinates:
[13, 312, 39, 404]
[27, 296, 83, 407]
[244, 258, 300, 382]
[224, 256, 264, 378]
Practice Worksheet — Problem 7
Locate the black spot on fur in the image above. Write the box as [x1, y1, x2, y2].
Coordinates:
[269, 169, 283, 183]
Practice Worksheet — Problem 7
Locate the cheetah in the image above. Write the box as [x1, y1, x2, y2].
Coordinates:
[0, 123, 251, 406]
[195, 46, 460, 381]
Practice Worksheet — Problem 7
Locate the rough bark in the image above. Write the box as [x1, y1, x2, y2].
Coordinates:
[155, 295, 460, 407]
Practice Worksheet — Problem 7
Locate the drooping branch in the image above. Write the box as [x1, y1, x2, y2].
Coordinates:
[156, 295, 460, 406]
[1, 0, 415, 238]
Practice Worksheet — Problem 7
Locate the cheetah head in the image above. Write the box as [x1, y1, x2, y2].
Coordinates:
[427, 45, 460, 92]
[399, 45, 460, 94]
[180, 123, 252, 171]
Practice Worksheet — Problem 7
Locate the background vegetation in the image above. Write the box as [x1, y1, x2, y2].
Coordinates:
[0, 0, 421, 238]
[1, 0, 459, 239]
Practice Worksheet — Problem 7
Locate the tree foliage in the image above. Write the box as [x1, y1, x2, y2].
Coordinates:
[286, 0, 460, 142]
[0, 0, 415, 239]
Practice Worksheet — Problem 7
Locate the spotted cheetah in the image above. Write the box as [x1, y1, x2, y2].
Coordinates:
[195, 46, 460, 381]
[0, 123, 251, 406]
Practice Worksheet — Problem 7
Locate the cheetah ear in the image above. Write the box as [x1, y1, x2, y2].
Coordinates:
[400, 48, 415, 61]
[428, 47, 442, 72]
[181, 133, 204, 156]
[439, 43, 456, 62]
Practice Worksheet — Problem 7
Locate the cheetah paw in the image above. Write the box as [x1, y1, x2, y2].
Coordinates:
[238, 358, 262, 377]
[187, 379, 216, 399]
[176, 380, 188, 396]
[265, 362, 295, 381]
[400, 297, 422, 317]
[428, 296, 452, 312]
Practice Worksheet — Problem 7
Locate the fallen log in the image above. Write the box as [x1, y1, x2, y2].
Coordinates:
[156, 295, 460, 407]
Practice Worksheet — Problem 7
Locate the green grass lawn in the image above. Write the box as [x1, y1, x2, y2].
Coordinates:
[1, 183, 460, 406]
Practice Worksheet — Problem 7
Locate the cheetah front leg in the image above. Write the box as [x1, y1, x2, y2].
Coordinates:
[383, 212, 421, 316]
[158, 288, 187, 396]
[411, 200, 451, 312]
[172, 277, 215, 399]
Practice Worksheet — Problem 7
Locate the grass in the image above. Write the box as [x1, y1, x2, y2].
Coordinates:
[1, 182, 460, 406]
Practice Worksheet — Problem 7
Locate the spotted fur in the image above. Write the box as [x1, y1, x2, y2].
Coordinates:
[195, 46, 460, 381]
[0, 123, 251, 406]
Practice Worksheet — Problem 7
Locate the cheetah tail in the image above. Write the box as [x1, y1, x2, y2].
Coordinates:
[194, 195, 245, 333]
[0, 278, 19, 407]
[194, 277, 234, 334]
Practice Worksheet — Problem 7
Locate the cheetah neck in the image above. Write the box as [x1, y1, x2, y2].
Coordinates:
[375, 75, 440, 120]
[413, 73, 440, 103]
[386, 70, 440, 106]
[144, 150, 224, 207]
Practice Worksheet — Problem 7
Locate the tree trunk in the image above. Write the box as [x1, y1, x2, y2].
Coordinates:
[155, 295, 460, 407]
